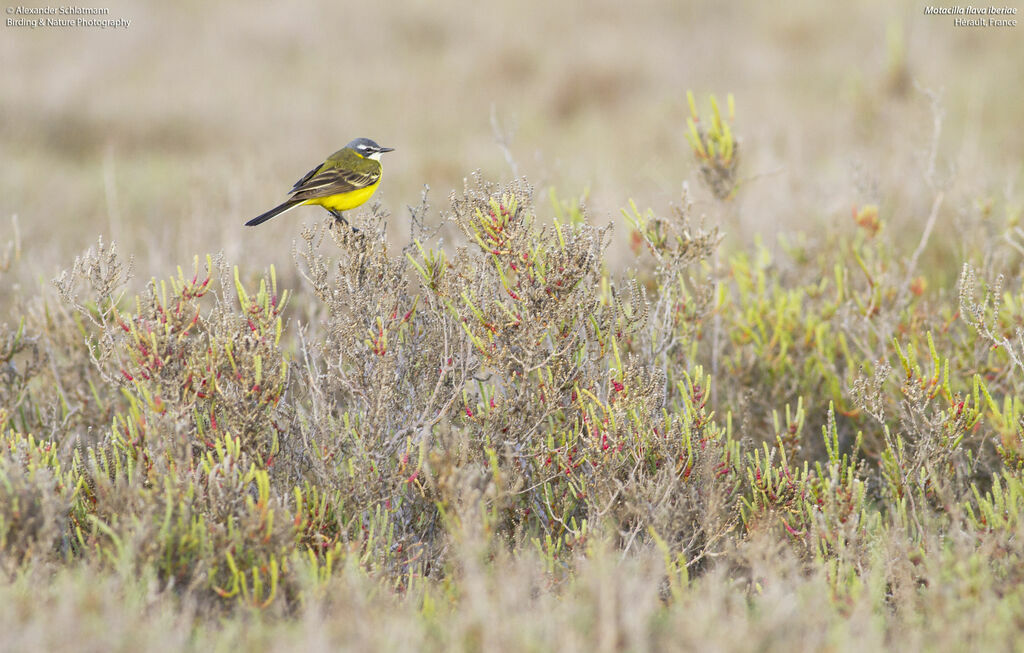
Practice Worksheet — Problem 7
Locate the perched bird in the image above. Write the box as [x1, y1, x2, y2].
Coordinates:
[246, 138, 394, 227]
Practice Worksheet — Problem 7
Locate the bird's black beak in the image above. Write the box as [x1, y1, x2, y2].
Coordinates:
[378, 146, 395, 153]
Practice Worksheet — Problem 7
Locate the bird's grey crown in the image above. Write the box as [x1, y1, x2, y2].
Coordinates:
[347, 137, 383, 152]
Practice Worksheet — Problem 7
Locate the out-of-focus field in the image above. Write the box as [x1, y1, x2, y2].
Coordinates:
[3, 0, 1021, 282]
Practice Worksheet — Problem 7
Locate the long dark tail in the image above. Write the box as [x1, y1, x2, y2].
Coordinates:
[245, 198, 303, 226]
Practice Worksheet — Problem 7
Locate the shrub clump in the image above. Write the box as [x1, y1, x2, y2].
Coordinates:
[1, 153, 1023, 648]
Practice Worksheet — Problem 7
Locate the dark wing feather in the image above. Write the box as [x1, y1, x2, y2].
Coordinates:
[289, 166, 381, 202]
[290, 163, 324, 193]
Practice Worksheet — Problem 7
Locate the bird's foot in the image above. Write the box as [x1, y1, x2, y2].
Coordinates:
[329, 210, 360, 232]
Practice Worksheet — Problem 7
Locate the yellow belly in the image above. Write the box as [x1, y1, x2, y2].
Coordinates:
[303, 180, 381, 212]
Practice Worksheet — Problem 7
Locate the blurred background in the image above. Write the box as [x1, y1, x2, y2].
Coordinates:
[2, 0, 1022, 284]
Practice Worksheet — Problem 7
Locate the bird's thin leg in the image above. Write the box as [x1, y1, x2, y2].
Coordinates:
[328, 209, 359, 232]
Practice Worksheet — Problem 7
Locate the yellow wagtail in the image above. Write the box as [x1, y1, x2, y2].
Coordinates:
[246, 138, 394, 227]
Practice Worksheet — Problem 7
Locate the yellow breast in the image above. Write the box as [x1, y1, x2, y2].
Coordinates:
[303, 180, 382, 212]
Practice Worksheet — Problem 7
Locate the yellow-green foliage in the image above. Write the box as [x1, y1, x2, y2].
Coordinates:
[686, 90, 740, 200]
[2, 98, 1024, 650]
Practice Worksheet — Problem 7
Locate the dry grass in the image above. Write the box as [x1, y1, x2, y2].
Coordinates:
[3, 0, 1022, 276]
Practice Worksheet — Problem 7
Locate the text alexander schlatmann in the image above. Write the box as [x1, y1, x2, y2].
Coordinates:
[6, 6, 130, 29]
